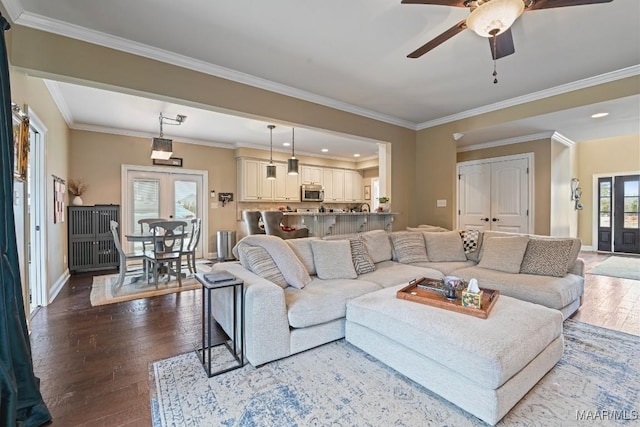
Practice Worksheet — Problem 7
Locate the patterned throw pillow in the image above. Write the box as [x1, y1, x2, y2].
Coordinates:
[238, 245, 288, 288]
[520, 238, 573, 277]
[390, 232, 429, 264]
[349, 238, 375, 274]
[459, 229, 480, 254]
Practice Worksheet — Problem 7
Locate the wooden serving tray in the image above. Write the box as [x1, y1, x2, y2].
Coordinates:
[397, 278, 499, 319]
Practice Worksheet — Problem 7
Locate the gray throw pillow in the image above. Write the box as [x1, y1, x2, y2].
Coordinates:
[349, 238, 376, 274]
[520, 238, 573, 277]
[286, 237, 319, 275]
[478, 236, 530, 274]
[311, 240, 358, 280]
[423, 230, 467, 262]
[238, 245, 288, 288]
[361, 230, 393, 263]
[390, 232, 429, 263]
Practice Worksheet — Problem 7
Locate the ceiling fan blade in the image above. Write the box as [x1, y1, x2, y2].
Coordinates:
[489, 29, 515, 60]
[525, 0, 613, 11]
[401, 0, 468, 7]
[407, 20, 467, 58]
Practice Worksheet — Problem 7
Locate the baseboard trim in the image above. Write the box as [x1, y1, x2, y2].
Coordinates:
[581, 246, 595, 252]
[49, 269, 70, 304]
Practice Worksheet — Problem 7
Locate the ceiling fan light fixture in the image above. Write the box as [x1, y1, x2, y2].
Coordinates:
[466, 0, 525, 38]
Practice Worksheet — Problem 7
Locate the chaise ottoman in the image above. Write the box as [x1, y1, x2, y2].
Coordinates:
[345, 285, 564, 425]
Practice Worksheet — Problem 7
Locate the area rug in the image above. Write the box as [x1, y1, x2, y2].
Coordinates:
[591, 256, 640, 281]
[90, 262, 211, 306]
[150, 320, 640, 426]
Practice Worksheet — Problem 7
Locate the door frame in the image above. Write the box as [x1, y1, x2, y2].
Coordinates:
[27, 108, 48, 309]
[456, 153, 534, 232]
[121, 164, 208, 259]
[592, 171, 640, 253]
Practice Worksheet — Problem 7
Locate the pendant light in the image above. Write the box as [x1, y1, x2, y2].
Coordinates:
[287, 127, 299, 175]
[266, 125, 277, 180]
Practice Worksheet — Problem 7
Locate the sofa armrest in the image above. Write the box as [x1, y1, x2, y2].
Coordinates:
[569, 258, 585, 277]
[211, 262, 291, 366]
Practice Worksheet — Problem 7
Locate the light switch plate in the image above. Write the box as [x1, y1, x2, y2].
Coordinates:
[437, 199, 447, 207]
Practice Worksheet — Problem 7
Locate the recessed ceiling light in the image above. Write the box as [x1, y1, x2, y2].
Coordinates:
[321, 148, 328, 152]
[591, 112, 609, 118]
[283, 142, 290, 147]
[353, 153, 360, 157]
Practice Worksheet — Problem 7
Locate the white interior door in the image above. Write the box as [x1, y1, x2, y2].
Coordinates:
[123, 167, 206, 258]
[458, 155, 531, 233]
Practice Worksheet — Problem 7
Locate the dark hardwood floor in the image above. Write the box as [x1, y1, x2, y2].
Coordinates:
[29, 253, 639, 426]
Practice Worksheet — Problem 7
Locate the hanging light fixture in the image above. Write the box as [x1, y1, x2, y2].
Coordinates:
[287, 128, 299, 175]
[266, 125, 277, 180]
[150, 113, 187, 160]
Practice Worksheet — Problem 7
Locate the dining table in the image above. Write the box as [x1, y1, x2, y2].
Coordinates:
[124, 229, 190, 283]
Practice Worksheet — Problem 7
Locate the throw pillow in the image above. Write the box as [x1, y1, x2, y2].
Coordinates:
[423, 230, 467, 262]
[389, 232, 429, 263]
[238, 245, 288, 288]
[478, 235, 530, 274]
[311, 240, 358, 280]
[361, 230, 393, 263]
[520, 238, 573, 277]
[286, 237, 319, 275]
[349, 238, 376, 274]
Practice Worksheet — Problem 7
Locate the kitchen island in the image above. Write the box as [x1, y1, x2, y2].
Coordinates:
[282, 211, 399, 237]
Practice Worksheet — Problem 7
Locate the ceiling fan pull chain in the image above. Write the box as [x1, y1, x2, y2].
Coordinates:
[492, 33, 498, 84]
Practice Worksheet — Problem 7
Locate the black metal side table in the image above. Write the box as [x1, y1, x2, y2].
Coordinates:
[195, 273, 244, 377]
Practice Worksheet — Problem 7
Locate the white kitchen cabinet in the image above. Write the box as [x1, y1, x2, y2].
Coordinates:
[344, 170, 363, 202]
[274, 163, 301, 202]
[323, 168, 345, 202]
[240, 159, 275, 201]
[300, 166, 323, 185]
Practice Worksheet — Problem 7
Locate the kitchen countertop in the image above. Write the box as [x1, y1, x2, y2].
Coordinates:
[282, 211, 399, 216]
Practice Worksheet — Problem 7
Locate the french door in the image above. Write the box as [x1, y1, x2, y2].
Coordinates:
[122, 166, 207, 258]
[598, 175, 640, 254]
[457, 155, 531, 233]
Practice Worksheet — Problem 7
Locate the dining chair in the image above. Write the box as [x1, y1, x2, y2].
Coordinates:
[110, 220, 146, 287]
[260, 211, 309, 240]
[144, 220, 187, 288]
[181, 217, 202, 274]
[242, 210, 265, 235]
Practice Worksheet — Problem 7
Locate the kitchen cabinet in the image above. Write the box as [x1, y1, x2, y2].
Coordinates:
[344, 170, 363, 202]
[240, 159, 274, 201]
[274, 163, 300, 202]
[300, 166, 323, 185]
[68, 205, 120, 273]
[323, 168, 345, 202]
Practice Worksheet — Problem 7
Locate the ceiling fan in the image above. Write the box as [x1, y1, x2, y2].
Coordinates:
[403, 0, 614, 82]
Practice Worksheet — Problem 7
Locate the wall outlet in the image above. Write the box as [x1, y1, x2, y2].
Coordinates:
[437, 199, 447, 207]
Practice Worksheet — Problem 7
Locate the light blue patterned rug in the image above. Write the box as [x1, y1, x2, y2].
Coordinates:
[151, 320, 639, 426]
[591, 256, 640, 281]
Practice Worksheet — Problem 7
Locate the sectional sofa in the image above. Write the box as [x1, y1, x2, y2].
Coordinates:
[209, 228, 584, 367]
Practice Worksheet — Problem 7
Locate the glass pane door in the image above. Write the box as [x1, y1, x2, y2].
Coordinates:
[614, 175, 640, 254]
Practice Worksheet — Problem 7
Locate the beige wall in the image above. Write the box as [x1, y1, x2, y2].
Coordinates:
[8, 25, 416, 232]
[10, 69, 70, 300]
[577, 134, 640, 247]
[70, 130, 238, 254]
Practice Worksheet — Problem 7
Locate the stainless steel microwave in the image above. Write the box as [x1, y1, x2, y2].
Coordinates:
[301, 184, 324, 202]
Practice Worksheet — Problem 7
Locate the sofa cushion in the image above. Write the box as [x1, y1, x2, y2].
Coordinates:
[453, 266, 584, 310]
[286, 237, 320, 275]
[349, 238, 376, 274]
[311, 240, 358, 280]
[478, 235, 530, 274]
[284, 277, 381, 328]
[520, 238, 574, 277]
[361, 230, 393, 263]
[390, 231, 429, 263]
[358, 260, 443, 288]
[238, 245, 288, 289]
[423, 230, 467, 262]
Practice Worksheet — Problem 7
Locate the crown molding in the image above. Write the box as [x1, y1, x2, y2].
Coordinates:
[0, 0, 24, 22]
[550, 132, 575, 147]
[419, 65, 640, 130]
[15, 11, 417, 130]
[456, 131, 558, 153]
[43, 80, 74, 126]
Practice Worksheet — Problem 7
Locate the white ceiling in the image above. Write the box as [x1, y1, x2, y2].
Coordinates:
[3, 0, 640, 157]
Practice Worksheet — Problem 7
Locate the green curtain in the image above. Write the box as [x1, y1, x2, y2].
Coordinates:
[0, 14, 52, 427]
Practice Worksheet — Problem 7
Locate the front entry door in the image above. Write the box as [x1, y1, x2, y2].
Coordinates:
[614, 175, 639, 254]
